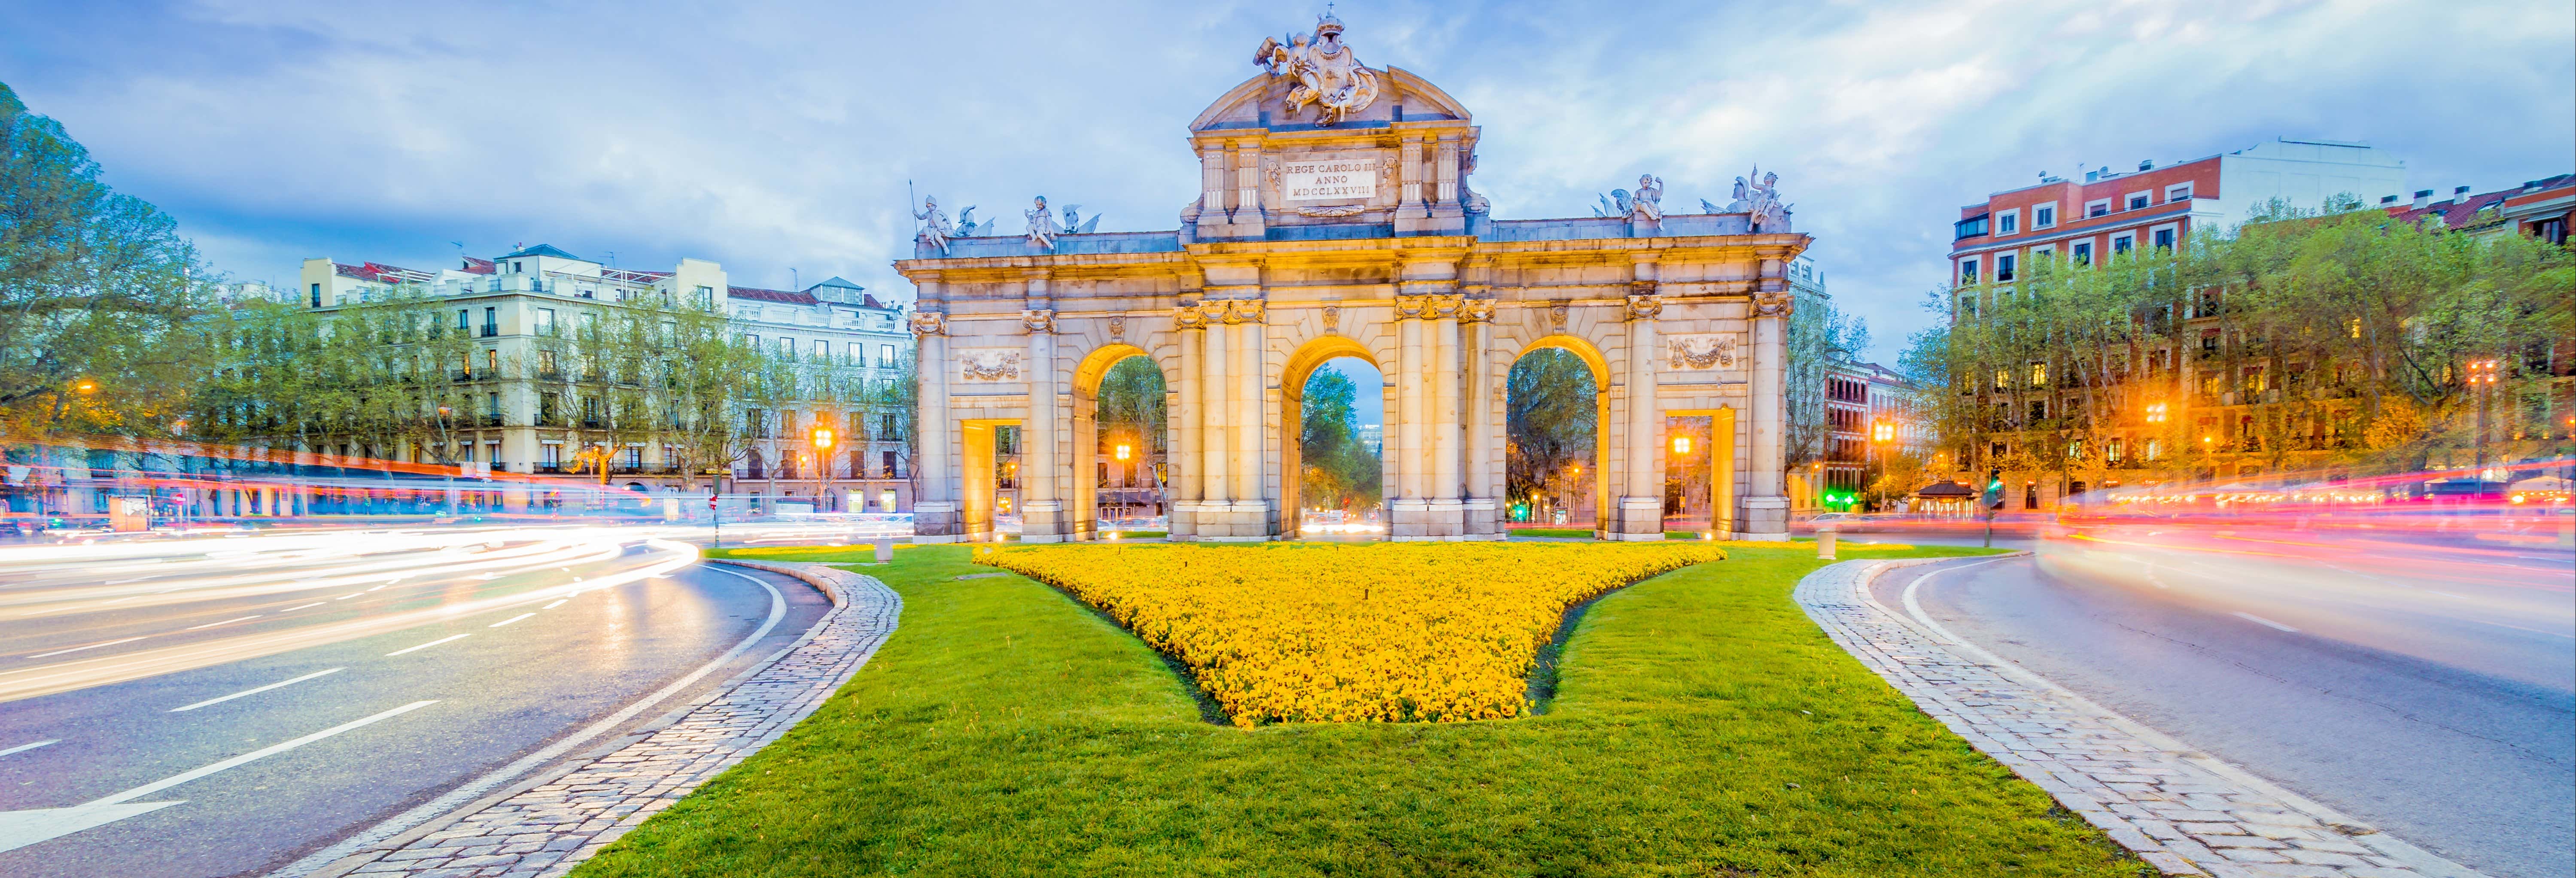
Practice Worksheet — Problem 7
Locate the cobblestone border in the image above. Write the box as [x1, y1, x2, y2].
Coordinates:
[300, 561, 900, 878]
[1794, 557, 2487, 878]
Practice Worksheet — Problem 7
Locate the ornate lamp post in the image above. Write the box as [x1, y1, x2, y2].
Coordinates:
[2466, 358, 2499, 477]
[811, 425, 835, 511]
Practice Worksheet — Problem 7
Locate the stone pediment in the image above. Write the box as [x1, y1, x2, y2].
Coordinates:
[1191, 67, 1472, 133]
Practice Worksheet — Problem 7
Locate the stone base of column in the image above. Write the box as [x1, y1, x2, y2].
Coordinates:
[1738, 496, 1790, 541]
[1426, 499, 1464, 538]
[1606, 496, 1664, 541]
[1387, 500, 1432, 540]
[1020, 500, 1070, 544]
[1168, 500, 1201, 540]
[1461, 498, 1501, 539]
[911, 501, 961, 541]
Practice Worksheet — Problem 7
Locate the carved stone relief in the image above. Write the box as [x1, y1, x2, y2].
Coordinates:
[1107, 315, 1127, 340]
[1548, 301, 1569, 331]
[1322, 304, 1341, 333]
[907, 310, 947, 337]
[1664, 334, 1739, 370]
[958, 349, 1025, 382]
[1624, 293, 1664, 322]
[1752, 290, 1794, 318]
[1021, 309, 1058, 334]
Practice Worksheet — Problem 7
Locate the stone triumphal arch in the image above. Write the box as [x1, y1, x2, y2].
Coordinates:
[901, 13, 1807, 543]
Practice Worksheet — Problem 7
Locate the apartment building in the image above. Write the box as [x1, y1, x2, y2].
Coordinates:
[1950, 138, 2408, 305]
[1816, 359, 1921, 510]
[296, 244, 915, 512]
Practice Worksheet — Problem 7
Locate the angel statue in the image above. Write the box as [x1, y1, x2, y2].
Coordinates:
[1630, 174, 1664, 223]
[1746, 168, 1791, 231]
[913, 195, 954, 255]
[954, 204, 988, 237]
[1025, 195, 1061, 251]
[1059, 204, 1103, 235]
[1253, 11, 1381, 126]
[1594, 189, 1632, 219]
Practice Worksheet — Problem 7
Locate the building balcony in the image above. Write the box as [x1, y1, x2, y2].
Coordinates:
[481, 414, 505, 427]
[479, 324, 499, 338]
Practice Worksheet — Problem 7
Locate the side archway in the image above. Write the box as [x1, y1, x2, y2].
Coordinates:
[1070, 343, 1174, 539]
[1508, 334, 1614, 536]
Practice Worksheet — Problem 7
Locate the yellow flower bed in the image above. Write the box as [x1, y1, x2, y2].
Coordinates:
[980, 542, 1724, 726]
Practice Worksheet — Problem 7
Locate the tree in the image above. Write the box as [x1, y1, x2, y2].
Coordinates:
[1, 81, 221, 440]
[1505, 347, 1597, 520]
[1298, 365, 1380, 511]
[1784, 298, 1870, 471]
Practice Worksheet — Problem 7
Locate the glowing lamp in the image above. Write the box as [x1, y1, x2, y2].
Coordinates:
[1114, 444, 1132, 461]
[1672, 436, 1692, 454]
[811, 427, 834, 450]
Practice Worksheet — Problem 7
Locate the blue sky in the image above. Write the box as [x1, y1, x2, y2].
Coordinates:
[6, 0, 2570, 380]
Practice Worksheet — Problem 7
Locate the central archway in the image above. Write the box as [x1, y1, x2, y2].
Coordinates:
[1279, 335, 1387, 538]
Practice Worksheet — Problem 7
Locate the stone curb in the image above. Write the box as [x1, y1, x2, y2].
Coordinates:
[298, 561, 900, 878]
[1793, 557, 2489, 878]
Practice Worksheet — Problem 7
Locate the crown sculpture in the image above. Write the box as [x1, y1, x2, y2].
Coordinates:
[1253, 11, 1381, 126]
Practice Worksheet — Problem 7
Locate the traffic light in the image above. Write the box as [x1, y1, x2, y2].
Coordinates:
[707, 494, 719, 511]
[1981, 469, 2006, 510]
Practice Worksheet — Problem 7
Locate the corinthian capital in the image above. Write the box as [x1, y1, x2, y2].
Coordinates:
[1393, 295, 1430, 320]
[1022, 309, 1057, 334]
[1427, 294, 1466, 319]
[1751, 290, 1794, 318]
[907, 310, 947, 337]
[1624, 293, 1664, 322]
[1459, 298, 1496, 324]
[1173, 304, 1209, 330]
[1220, 299, 1266, 325]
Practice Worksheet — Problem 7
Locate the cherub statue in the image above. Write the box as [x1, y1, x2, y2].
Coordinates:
[1630, 174, 1664, 222]
[914, 195, 954, 255]
[954, 205, 988, 237]
[1025, 195, 1060, 251]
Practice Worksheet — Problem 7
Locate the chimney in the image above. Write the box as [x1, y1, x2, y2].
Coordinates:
[2379, 195, 2398, 205]
[2412, 189, 2433, 209]
[2139, 160, 2154, 171]
[2085, 170, 2099, 182]
[2452, 185, 2471, 203]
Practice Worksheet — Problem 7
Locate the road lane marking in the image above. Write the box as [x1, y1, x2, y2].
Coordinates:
[23, 637, 144, 659]
[384, 634, 470, 656]
[366, 584, 387, 592]
[2232, 611, 2300, 632]
[541, 599, 567, 610]
[184, 614, 263, 631]
[277, 563, 782, 875]
[168, 668, 344, 713]
[82, 700, 437, 807]
[335, 592, 363, 600]
[487, 613, 535, 628]
[283, 602, 326, 612]
[0, 740, 57, 757]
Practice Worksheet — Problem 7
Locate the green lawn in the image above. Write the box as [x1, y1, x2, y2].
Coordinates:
[573, 542, 2144, 878]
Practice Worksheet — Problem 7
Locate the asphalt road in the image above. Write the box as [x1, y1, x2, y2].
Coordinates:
[1883, 534, 2576, 878]
[0, 529, 829, 878]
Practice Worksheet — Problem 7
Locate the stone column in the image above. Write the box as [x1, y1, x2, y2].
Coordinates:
[1398, 136, 1425, 219]
[1390, 295, 1428, 538]
[1233, 139, 1263, 225]
[1746, 287, 1793, 539]
[908, 306, 958, 541]
[1170, 305, 1206, 539]
[1199, 302, 1231, 532]
[1434, 137, 1459, 205]
[1460, 296, 1499, 538]
[1617, 283, 1664, 541]
[1429, 295, 1463, 537]
[1021, 302, 1065, 543]
[1230, 301, 1266, 536]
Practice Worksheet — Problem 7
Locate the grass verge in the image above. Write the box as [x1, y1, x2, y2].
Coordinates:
[579, 542, 2144, 877]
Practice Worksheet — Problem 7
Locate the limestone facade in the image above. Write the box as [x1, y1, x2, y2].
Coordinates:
[900, 19, 1808, 543]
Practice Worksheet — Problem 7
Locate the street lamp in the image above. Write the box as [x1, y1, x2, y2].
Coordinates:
[1868, 420, 1894, 513]
[2466, 358, 2500, 474]
[811, 425, 834, 511]
[1671, 435, 1691, 455]
[2144, 401, 2167, 424]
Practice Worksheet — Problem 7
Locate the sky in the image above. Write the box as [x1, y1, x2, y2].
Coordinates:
[6, 0, 2570, 386]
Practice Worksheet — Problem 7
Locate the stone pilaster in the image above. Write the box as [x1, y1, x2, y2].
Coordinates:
[1198, 301, 1231, 529]
[1227, 300, 1269, 539]
[1458, 295, 1501, 539]
[906, 302, 960, 542]
[1428, 293, 1464, 538]
[1019, 301, 1067, 543]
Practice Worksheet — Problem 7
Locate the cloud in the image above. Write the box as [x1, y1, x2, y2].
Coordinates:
[4, 0, 2568, 362]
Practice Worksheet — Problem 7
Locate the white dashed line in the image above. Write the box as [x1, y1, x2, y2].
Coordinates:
[24, 637, 144, 659]
[2232, 611, 2300, 632]
[488, 613, 535, 628]
[283, 602, 326, 612]
[169, 668, 344, 712]
[0, 739, 58, 757]
[184, 614, 262, 631]
[385, 634, 471, 656]
[541, 600, 567, 610]
[335, 592, 364, 600]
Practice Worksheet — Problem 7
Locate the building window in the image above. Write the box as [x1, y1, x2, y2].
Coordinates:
[2128, 194, 2149, 210]
[812, 339, 829, 362]
[2153, 228, 2175, 249]
[535, 308, 556, 336]
[2029, 361, 2048, 387]
[882, 450, 900, 478]
[2166, 182, 2193, 201]
[847, 341, 864, 365]
[2113, 235, 2134, 255]
[1995, 253, 2016, 282]
[310, 283, 322, 307]
[2072, 242, 2092, 265]
[1959, 258, 1980, 284]
[2034, 205, 2056, 228]
[541, 443, 562, 468]
[2028, 399, 2047, 421]
[2106, 437, 2124, 462]
[879, 344, 897, 368]
[2086, 199, 2111, 218]
[481, 307, 498, 337]
[456, 309, 470, 331]
[1998, 212, 2018, 234]
[1958, 295, 1977, 319]
[777, 337, 795, 358]
[2024, 483, 2039, 510]
[1954, 215, 1989, 239]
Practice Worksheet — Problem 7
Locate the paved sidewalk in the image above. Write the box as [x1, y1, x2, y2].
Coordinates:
[1794, 558, 2486, 878]
[305, 561, 900, 878]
